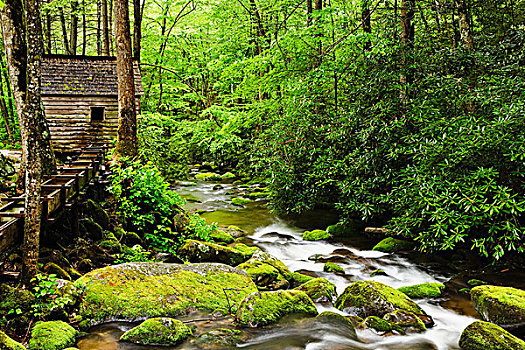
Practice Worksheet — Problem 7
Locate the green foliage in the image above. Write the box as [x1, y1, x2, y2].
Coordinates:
[115, 245, 152, 264]
[31, 274, 70, 319]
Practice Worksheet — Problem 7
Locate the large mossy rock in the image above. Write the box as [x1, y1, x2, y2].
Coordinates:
[0, 284, 35, 331]
[178, 240, 248, 266]
[28, 321, 78, 350]
[294, 277, 337, 303]
[86, 199, 110, 230]
[335, 281, 433, 326]
[458, 321, 525, 350]
[314, 311, 357, 339]
[237, 250, 293, 290]
[398, 282, 445, 299]
[326, 223, 362, 237]
[76, 262, 258, 324]
[120, 318, 192, 346]
[0, 331, 25, 350]
[471, 285, 525, 326]
[372, 237, 415, 253]
[302, 230, 330, 241]
[236, 290, 318, 327]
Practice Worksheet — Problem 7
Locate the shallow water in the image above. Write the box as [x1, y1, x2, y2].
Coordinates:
[80, 180, 482, 350]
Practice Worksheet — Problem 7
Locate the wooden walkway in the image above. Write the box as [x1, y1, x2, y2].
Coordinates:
[0, 146, 107, 254]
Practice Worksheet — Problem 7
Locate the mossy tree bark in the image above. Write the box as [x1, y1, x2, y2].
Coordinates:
[114, 0, 137, 158]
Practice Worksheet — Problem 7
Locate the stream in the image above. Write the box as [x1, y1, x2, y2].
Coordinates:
[79, 179, 482, 350]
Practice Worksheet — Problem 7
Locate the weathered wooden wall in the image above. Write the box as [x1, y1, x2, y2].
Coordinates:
[43, 95, 141, 152]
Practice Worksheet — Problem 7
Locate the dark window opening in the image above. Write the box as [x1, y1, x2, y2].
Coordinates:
[91, 107, 105, 122]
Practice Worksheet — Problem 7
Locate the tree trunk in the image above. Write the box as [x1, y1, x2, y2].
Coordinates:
[22, 0, 45, 286]
[97, 0, 101, 55]
[133, 0, 143, 60]
[114, 0, 137, 157]
[46, 14, 52, 54]
[70, 1, 78, 54]
[82, 0, 87, 55]
[362, 0, 371, 51]
[1, 0, 27, 192]
[0, 69, 13, 143]
[455, 0, 474, 49]
[102, 0, 110, 55]
[399, 0, 415, 109]
[59, 7, 71, 54]
[307, 0, 312, 26]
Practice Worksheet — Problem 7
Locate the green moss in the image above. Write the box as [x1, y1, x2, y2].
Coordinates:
[196, 172, 221, 181]
[471, 285, 525, 326]
[292, 272, 315, 285]
[120, 318, 192, 346]
[0, 331, 25, 350]
[323, 262, 344, 274]
[397, 282, 445, 299]
[383, 310, 426, 333]
[237, 250, 293, 290]
[326, 223, 362, 237]
[362, 316, 392, 332]
[232, 197, 253, 206]
[195, 328, 243, 348]
[245, 192, 270, 199]
[0, 284, 35, 332]
[80, 218, 104, 240]
[76, 262, 258, 323]
[459, 288, 471, 294]
[86, 199, 110, 230]
[459, 321, 525, 350]
[294, 278, 337, 303]
[209, 229, 234, 244]
[335, 281, 431, 323]
[230, 243, 260, 257]
[236, 290, 318, 327]
[372, 237, 415, 253]
[43, 262, 72, 281]
[28, 321, 78, 350]
[302, 230, 330, 241]
[221, 172, 236, 180]
[178, 239, 248, 266]
[468, 279, 488, 287]
[370, 269, 388, 277]
[98, 239, 122, 254]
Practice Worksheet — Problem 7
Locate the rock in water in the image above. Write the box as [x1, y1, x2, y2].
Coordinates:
[372, 237, 415, 253]
[28, 321, 78, 350]
[236, 290, 318, 327]
[237, 250, 293, 290]
[398, 282, 445, 299]
[335, 280, 433, 326]
[471, 285, 525, 327]
[302, 229, 330, 241]
[177, 239, 248, 266]
[459, 321, 525, 350]
[120, 318, 192, 346]
[76, 262, 257, 324]
[294, 277, 337, 303]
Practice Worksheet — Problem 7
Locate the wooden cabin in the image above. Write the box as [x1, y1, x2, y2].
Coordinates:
[41, 55, 144, 152]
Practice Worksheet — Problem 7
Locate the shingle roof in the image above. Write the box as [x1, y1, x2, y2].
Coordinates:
[42, 55, 144, 96]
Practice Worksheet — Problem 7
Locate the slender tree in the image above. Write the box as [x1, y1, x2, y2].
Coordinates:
[133, 0, 143, 60]
[70, 0, 79, 54]
[102, 0, 110, 55]
[362, 0, 371, 51]
[114, 0, 137, 157]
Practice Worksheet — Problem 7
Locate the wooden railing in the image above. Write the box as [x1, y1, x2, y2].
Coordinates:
[0, 145, 108, 254]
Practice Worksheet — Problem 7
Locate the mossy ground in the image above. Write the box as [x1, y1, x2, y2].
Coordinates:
[120, 318, 192, 346]
[28, 321, 77, 350]
[236, 290, 318, 327]
[459, 321, 525, 350]
[398, 282, 445, 299]
[76, 262, 258, 323]
[0, 331, 25, 350]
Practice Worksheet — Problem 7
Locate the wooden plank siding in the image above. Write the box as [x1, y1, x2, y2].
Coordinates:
[43, 95, 141, 151]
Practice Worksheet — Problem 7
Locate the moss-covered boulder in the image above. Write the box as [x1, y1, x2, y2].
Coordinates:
[97, 238, 122, 254]
[232, 197, 252, 206]
[178, 239, 248, 266]
[209, 229, 234, 244]
[335, 281, 433, 326]
[43, 262, 72, 281]
[120, 318, 192, 346]
[372, 237, 415, 253]
[302, 230, 330, 241]
[458, 321, 525, 350]
[195, 172, 221, 181]
[80, 218, 104, 241]
[245, 191, 270, 199]
[230, 243, 260, 257]
[292, 272, 315, 285]
[362, 316, 393, 333]
[398, 282, 445, 299]
[468, 279, 488, 287]
[370, 269, 388, 277]
[471, 285, 525, 326]
[237, 250, 293, 290]
[326, 222, 362, 237]
[194, 328, 243, 349]
[28, 321, 78, 350]
[86, 199, 110, 230]
[236, 290, 318, 327]
[76, 262, 258, 324]
[0, 331, 25, 350]
[221, 172, 236, 180]
[383, 310, 427, 333]
[0, 284, 35, 331]
[294, 278, 337, 303]
[323, 262, 344, 274]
